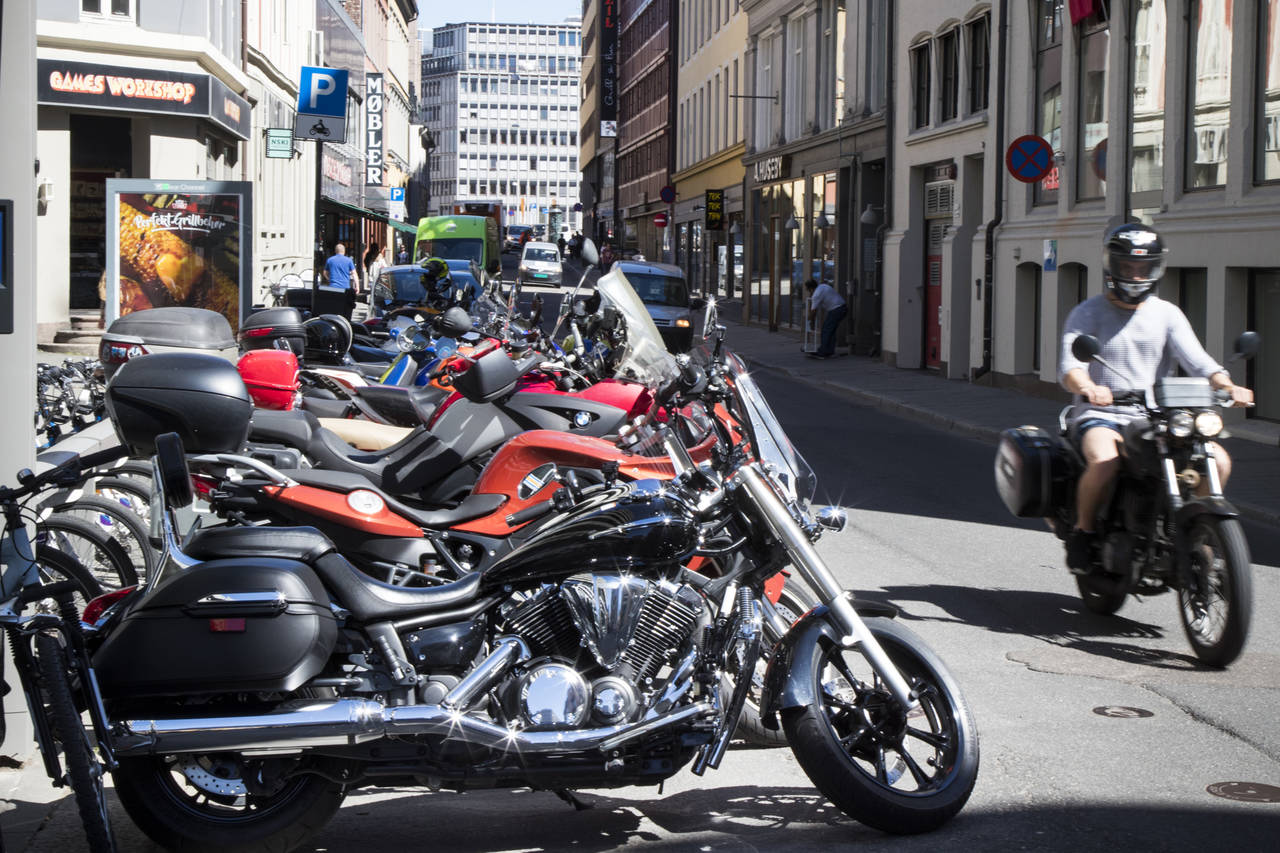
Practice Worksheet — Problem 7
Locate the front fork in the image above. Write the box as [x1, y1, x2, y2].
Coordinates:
[733, 465, 918, 709]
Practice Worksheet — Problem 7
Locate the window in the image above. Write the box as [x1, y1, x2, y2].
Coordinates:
[1187, 0, 1231, 188]
[911, 42, 931, 129]
[754, 34, 775, 150]
[1078, 20, 1109, 200]
[83, 0, 132, 14]
[967, 15, 990, 112]
[785, 17, 807, 139]
[1035, 0, 1064, 205]
[939, 29, 959, 122]
[1258, 1, 1280, 181]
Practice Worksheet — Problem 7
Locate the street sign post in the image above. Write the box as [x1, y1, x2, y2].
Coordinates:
[295, 66, 350, 300]
[653, 212, 668, 228]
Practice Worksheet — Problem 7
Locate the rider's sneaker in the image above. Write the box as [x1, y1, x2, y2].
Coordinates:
[1065, 529, 1095, 574]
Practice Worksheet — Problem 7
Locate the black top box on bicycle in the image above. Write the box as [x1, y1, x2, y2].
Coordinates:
[99, 307, 238, 380]
[105, 353, 252, 456]
[240, 307, 307, 357]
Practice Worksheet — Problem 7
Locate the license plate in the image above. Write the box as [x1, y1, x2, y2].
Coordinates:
[533, 273, 548, 279]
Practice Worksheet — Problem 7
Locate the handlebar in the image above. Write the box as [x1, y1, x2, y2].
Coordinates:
[1, 444, 129, 504]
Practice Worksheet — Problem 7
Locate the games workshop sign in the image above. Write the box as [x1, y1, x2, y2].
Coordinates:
[38, 59, 250, 140]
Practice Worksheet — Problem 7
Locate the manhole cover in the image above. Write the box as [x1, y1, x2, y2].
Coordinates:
[1092, 705, 1154, 718]
[1207, 782, 1280, 803]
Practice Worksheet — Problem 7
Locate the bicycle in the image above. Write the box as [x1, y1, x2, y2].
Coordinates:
[1, 445, 128, 853]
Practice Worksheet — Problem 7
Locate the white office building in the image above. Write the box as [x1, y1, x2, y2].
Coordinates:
[421, 19, 584, 235]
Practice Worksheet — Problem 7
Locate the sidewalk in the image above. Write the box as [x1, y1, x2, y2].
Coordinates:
[716, 311, 1280, 527]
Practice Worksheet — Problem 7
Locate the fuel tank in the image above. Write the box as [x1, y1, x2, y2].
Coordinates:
[481, 481, 699, 590]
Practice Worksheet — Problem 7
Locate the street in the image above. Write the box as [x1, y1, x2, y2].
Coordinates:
[9, 364, 1280, 852]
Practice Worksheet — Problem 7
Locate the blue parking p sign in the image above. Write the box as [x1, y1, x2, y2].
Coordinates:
[297, 66, 348, 119]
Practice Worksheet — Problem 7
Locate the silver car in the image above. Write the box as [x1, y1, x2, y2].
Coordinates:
[517, 242, 563, 286]
[613, 260, 699, 352]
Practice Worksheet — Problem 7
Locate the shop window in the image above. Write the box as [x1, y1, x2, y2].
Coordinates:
[1257, 1, 1280, 181]
[939, 29, 959, 122]
[1247, 270, 1280, 421]
[1077, 21, 1110, 200]
[1187, 0, 1231, 189]
[82, 0, 133, 16]
[968, 15, 990, 113]
[911, 42, 931, 129]
[1035, 0, 1064, 206]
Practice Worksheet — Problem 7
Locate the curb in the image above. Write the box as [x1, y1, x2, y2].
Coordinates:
[742, 356, 1280, 529]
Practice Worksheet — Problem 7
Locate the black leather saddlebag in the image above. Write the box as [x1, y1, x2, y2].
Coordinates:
[994, 426, 1075, 518]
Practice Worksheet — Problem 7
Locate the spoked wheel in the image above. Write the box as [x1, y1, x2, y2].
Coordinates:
[113, 752, 346, 853]
[1178, 517, 1252, 667]
[736, 580, 816, 747]
[53, 495, 155, 582]
[34, 632, 117, 852]
[36, 513, 137, 591]
[782, 617, 978, 835]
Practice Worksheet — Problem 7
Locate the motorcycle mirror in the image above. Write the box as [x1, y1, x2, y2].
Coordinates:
[396, 324, 421, 352]
[1071, 334, 1102, 363]
[815, 505, 847, 532]
[701, 296, 718, 341]
[580, 239, 599, 267]
[1232, 330, 1261, 361]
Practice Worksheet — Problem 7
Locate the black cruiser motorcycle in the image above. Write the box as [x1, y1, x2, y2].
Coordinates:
[26, 336, 977, 850]
[995, 332, 1260, 667]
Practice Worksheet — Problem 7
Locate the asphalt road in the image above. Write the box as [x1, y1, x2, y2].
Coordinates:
[10, 329, 1280, 851]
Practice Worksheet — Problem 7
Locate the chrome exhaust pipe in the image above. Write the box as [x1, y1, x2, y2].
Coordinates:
[114, 699, 714, 757]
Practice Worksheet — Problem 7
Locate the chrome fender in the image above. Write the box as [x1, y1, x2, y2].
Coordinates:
[757, 594, 897, 730]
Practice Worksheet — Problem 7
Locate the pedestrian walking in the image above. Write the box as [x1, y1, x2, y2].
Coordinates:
[804, 278, 847, 359]
[557, 235, 567, 258]
[323, 243, 359, 292]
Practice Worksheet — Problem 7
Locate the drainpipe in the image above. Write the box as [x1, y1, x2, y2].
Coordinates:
[241, 0, 249, 183]
[870, 0, 895, 359]
[974, 0, 1007, 381]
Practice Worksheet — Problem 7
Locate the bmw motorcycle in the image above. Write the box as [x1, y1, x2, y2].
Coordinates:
[995, 331, 1260, 666]
[68, 311, 978, 849]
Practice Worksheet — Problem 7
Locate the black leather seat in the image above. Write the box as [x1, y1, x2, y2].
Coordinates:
[284, 468, 507, 529]
[181, 524, 486, 623]
[355, 385, 451, 428]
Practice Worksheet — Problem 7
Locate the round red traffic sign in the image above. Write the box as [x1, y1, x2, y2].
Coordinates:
[1006, 134, 1055, 183]
[653, 212, 668, 228]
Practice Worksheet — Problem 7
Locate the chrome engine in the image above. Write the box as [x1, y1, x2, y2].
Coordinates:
[499, 573, 707, 729]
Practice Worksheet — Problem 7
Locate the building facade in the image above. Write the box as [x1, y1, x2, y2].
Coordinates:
[421, 19, 584, 236]
[672, 0, 747, 297]
[742, 0, 889, 345]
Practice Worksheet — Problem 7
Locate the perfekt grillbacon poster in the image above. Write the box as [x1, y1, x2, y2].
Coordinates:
[105, 179, 253, 333]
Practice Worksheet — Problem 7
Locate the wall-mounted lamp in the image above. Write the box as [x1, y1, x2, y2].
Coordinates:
[783, 213, 800, 231]
[815, 212, 831, 229]
[859, 203, 884, 226]
[729, 221, 742, 236]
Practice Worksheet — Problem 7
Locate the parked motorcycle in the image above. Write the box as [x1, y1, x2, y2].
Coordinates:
[80, 334, 977, 849]
[994, 331, 1261, 666]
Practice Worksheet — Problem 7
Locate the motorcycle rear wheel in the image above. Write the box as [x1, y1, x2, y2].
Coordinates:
[113, 753, 346, 853]
[1178, 517, 1252, 667]
[782, 617, 978, 835]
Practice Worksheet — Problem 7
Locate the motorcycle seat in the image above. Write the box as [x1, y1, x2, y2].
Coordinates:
[284, 468, 507, 529]
[355, 385, 452, 428]
[180, 524, 485, 622]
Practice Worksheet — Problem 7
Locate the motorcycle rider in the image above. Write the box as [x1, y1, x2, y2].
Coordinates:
[1058, 223, 1253, 570]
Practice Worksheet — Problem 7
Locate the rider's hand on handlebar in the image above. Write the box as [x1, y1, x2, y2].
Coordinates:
[1081, 384, 1113, 407]
[1225, 384, 1255, 407]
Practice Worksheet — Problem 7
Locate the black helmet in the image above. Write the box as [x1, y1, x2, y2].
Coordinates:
[303, 313, 352, 364]
[1102, 223, 1167, 304]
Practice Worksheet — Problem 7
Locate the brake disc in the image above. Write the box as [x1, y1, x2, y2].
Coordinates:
[176, 757, 248, 797]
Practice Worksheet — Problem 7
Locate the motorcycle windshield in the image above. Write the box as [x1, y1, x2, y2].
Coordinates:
[596, 269, 679, 388]
[725, 352, 817, 508]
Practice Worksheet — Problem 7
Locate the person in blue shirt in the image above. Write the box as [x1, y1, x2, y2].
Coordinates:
[323, 243, 359, 291]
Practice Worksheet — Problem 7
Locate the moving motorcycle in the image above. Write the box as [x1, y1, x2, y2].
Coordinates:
[994, 331, 1260, 666]
[75, 323, 978, 849]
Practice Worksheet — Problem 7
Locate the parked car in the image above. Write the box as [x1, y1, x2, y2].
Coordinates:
[369, 264, 433, 318]
[517, 242, 563, 286]
[613, 260, 702, 353]
[504, 224, 532, 253]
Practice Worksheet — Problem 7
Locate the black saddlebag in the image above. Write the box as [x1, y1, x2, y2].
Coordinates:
[994, 426, 1075, 518]
[92, 558, 337, 699]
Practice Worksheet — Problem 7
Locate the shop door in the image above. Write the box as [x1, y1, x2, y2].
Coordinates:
[1250, 272, 1280, 421]
[923, 180, 953, 369]
[69, 115, 132, 309]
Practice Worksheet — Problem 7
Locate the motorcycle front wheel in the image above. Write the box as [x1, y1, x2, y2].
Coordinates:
[113, 753, 346, 853]
[736, 581, 816, 747]
[782, 617, 978, 835]
[1178, 516, 1252, 667]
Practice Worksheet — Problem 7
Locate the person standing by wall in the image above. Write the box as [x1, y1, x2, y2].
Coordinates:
[804, 278, 847, 359]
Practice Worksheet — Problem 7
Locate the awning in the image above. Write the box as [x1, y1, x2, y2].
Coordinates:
[320, 196, 386, 223]
[389, 219, 416, 235]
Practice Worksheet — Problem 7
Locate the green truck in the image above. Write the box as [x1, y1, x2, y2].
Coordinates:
[414, 215, 501, 281]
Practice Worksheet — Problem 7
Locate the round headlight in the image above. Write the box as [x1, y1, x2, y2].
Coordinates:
[1169, 411, 1195, 438]
[1195, 411, 1224, 437]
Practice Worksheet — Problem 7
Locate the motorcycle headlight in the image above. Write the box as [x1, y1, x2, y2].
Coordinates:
[675, 318, 691, 328]
[1168, 411, 1195, 438]
[1195, 411, 1224, 438]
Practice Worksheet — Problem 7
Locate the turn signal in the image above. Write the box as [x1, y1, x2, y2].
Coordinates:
[675, 318, 691, 328]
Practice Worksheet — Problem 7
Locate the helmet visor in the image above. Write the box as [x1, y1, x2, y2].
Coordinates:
[1110, 255, 1165, 285]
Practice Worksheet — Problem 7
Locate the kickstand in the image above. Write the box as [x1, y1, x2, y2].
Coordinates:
[553, 788, 593, 811]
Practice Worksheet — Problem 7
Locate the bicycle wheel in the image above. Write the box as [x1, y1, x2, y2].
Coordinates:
[54, 496, 155, 582]
[27, 546, 106, 616]
[35, 631, 117, 852]
[36, 514, 137, 590]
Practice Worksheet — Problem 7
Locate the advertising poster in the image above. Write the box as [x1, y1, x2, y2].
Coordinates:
[105, 179, 252, 332]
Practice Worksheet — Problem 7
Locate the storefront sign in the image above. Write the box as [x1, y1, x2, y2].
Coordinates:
[323, 153, 353, 187]
[105, 179, 253, 332]
[704, 189, 724, 231]
[265, 128, 294, 159]
[600, 0, 618, 125]
[752, 157, 786, 183]
[38, 59, 249, 140]
[365, 73, 384, 186]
